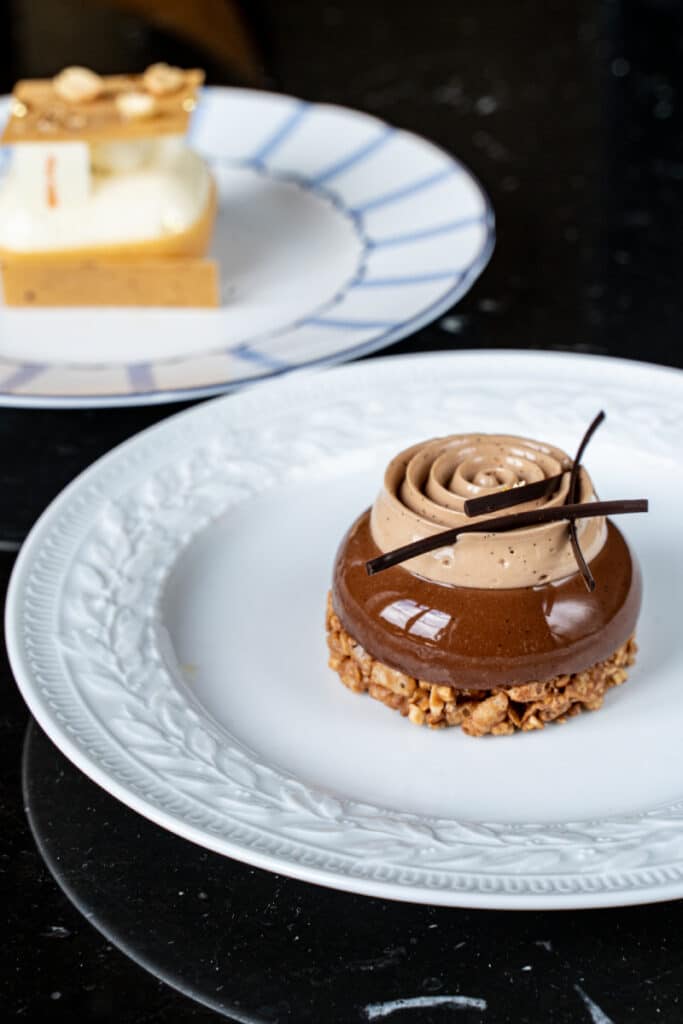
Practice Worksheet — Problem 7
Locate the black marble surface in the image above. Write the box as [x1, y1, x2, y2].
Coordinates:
[2, 0, 683, 1021]
[12, 716, 683, 1023]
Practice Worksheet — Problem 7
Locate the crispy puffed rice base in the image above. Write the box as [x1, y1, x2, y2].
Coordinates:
[326, 593, 637, 737]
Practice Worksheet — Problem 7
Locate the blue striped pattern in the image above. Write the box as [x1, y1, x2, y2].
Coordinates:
[247, 102, 310, 167]
[231, 343, 289, 372]
[311, 127, 394, 185]
[354, 270, 465, 288]
[369, 215, 485, 248]
[352, 166, 455, 215]
[305, 316, 396, 330]
[1, 362, 45, 391]
[127, 363, 155, 392]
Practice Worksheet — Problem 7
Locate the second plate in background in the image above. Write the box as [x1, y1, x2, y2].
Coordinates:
[0, 87, 494, 407]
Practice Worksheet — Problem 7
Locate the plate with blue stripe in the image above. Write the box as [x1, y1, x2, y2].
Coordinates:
[0, 87, 494, 408]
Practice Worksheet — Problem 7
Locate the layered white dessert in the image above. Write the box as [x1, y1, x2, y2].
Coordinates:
[0, 136, 214, 260]
[0, 65, 218, 306]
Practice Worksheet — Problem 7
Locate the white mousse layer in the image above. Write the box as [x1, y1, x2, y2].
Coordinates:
[0, 136, 211, 251]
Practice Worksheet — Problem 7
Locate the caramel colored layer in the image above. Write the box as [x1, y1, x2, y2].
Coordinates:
[1, 257, 219, 307]
[326, 594, 637, 736]
[332, 511, 641, 689]
[0, 179, 218, 307]
[2, 71, 204, 145]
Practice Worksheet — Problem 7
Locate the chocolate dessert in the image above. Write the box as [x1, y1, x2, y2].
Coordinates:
[326, 418, 647, 736]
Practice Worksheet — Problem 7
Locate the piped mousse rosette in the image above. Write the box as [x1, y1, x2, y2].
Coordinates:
[327, 415, 647, 736]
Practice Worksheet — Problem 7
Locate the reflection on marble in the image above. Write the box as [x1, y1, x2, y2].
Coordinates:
[23, 722, 683, 1024]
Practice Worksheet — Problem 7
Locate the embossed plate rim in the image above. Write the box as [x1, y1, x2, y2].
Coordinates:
[7, 350, 683, 909]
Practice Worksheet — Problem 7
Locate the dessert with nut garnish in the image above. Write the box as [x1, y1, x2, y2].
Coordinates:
[327, 414, 647, 736]
[0, 64, 218, 307]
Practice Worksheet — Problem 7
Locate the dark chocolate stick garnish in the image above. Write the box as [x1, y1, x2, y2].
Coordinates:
[570, 410, 606, 487]
[463, 472, 565, 517]
[365, 498, 648, 576]
[567, 519, 594, 591]
[566, 410, 606, 592]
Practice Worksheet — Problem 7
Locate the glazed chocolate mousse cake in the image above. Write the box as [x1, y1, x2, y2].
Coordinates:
[326, 416, 647, 736]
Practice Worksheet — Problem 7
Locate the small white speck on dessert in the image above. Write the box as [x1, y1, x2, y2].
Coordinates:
[116, 90, 156, 121]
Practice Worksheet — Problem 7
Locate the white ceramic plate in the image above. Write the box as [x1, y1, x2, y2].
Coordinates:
[7, 351, 683, 909]
[0, 88, 493, 408]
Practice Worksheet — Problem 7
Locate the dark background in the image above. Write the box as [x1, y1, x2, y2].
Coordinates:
[1, 0, 682, 1021]
[2, 0, 683, 547]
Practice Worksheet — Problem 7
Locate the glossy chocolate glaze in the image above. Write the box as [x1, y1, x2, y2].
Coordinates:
[332, 510, 642, 689]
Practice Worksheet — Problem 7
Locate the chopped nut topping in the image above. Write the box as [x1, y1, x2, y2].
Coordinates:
[53, 66, 103, 103]
[370, 662, 416, 696]
[115, 91, 157, 121]
[36, 115, 58, 133]
[143, 62, 185, 96]
[326, 592, 637, 737]
[408, 705, 425, 726]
